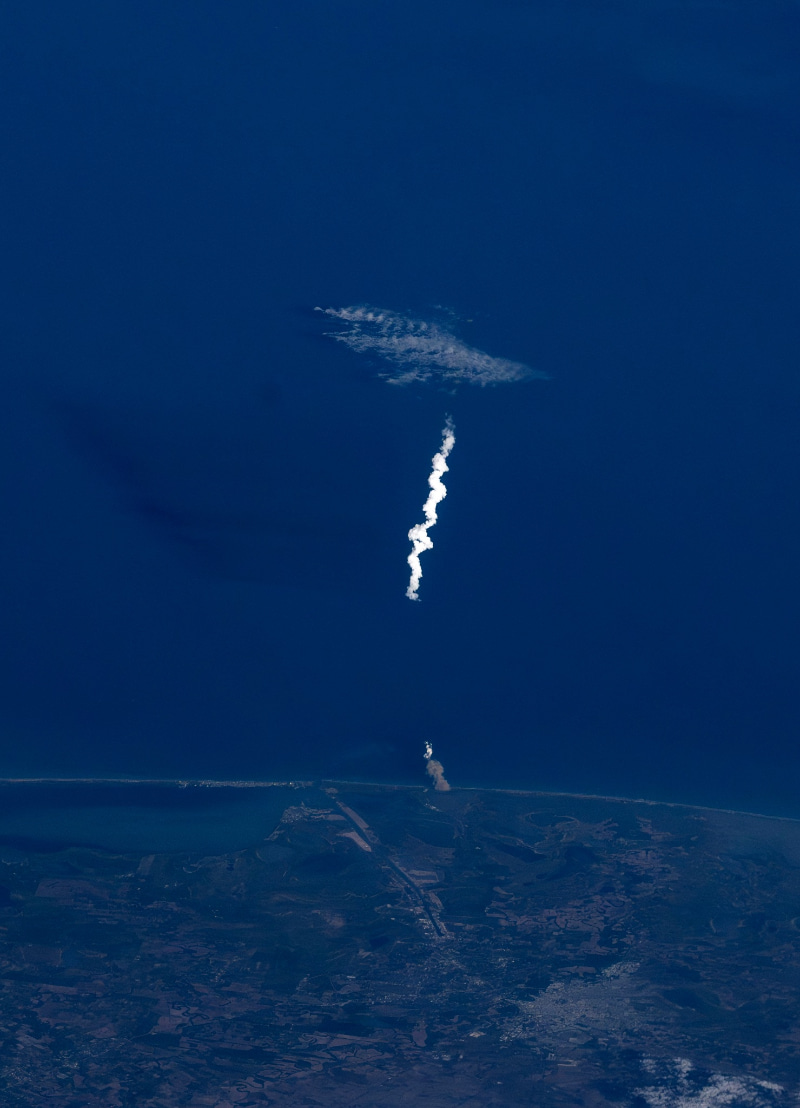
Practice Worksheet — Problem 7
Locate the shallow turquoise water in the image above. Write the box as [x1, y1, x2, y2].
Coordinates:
[0, 782, 304, 854]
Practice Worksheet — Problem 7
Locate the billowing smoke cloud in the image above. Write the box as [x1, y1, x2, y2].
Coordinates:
[424, 741, 451, 791]
[407, 417, 455, 601]
[315, 305, 542, 386]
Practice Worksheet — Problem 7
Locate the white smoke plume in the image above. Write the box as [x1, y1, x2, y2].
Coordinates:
[407, 417, 455, 601]
[315, 305, 542, 386]
[424, 741, 451, 791]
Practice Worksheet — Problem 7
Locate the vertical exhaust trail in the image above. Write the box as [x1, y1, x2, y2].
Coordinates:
[406, 417, 455, 601]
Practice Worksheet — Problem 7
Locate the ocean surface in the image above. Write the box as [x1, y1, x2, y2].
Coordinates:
[2, 2, 800, 817]
[0, 783, 299, 855]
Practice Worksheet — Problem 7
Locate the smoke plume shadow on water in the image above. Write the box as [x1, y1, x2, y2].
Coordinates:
[53, 397, 395, 594]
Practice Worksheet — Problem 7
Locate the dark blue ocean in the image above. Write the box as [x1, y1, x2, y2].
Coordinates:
[2, 1, 800, 816]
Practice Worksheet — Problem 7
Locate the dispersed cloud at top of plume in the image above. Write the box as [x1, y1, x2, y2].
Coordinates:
[315, 305, 543, 386]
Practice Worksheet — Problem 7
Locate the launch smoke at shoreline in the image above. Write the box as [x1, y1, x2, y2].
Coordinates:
[424, 741, 451, 791]
[406, 417, 455, 601]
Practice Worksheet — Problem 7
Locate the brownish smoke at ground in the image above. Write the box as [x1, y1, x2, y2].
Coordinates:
[424, 742, 451, 791]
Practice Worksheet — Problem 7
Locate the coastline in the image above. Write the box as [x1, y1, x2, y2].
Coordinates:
[0, 776, 797, 825]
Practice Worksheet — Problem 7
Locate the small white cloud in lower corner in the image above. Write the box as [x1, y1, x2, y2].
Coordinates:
[636, 1057, 784, 1108]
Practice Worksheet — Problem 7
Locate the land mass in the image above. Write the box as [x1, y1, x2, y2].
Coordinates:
[0, 781, 798, 1106]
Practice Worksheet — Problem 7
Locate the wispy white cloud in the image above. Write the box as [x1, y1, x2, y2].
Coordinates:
[406, 417, 455, 601]
[636, 1057, 784, 1108]
[315, 305, 542, 386]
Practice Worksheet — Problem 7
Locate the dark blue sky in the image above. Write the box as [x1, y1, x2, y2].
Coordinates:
[2, 1, 800, 814]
